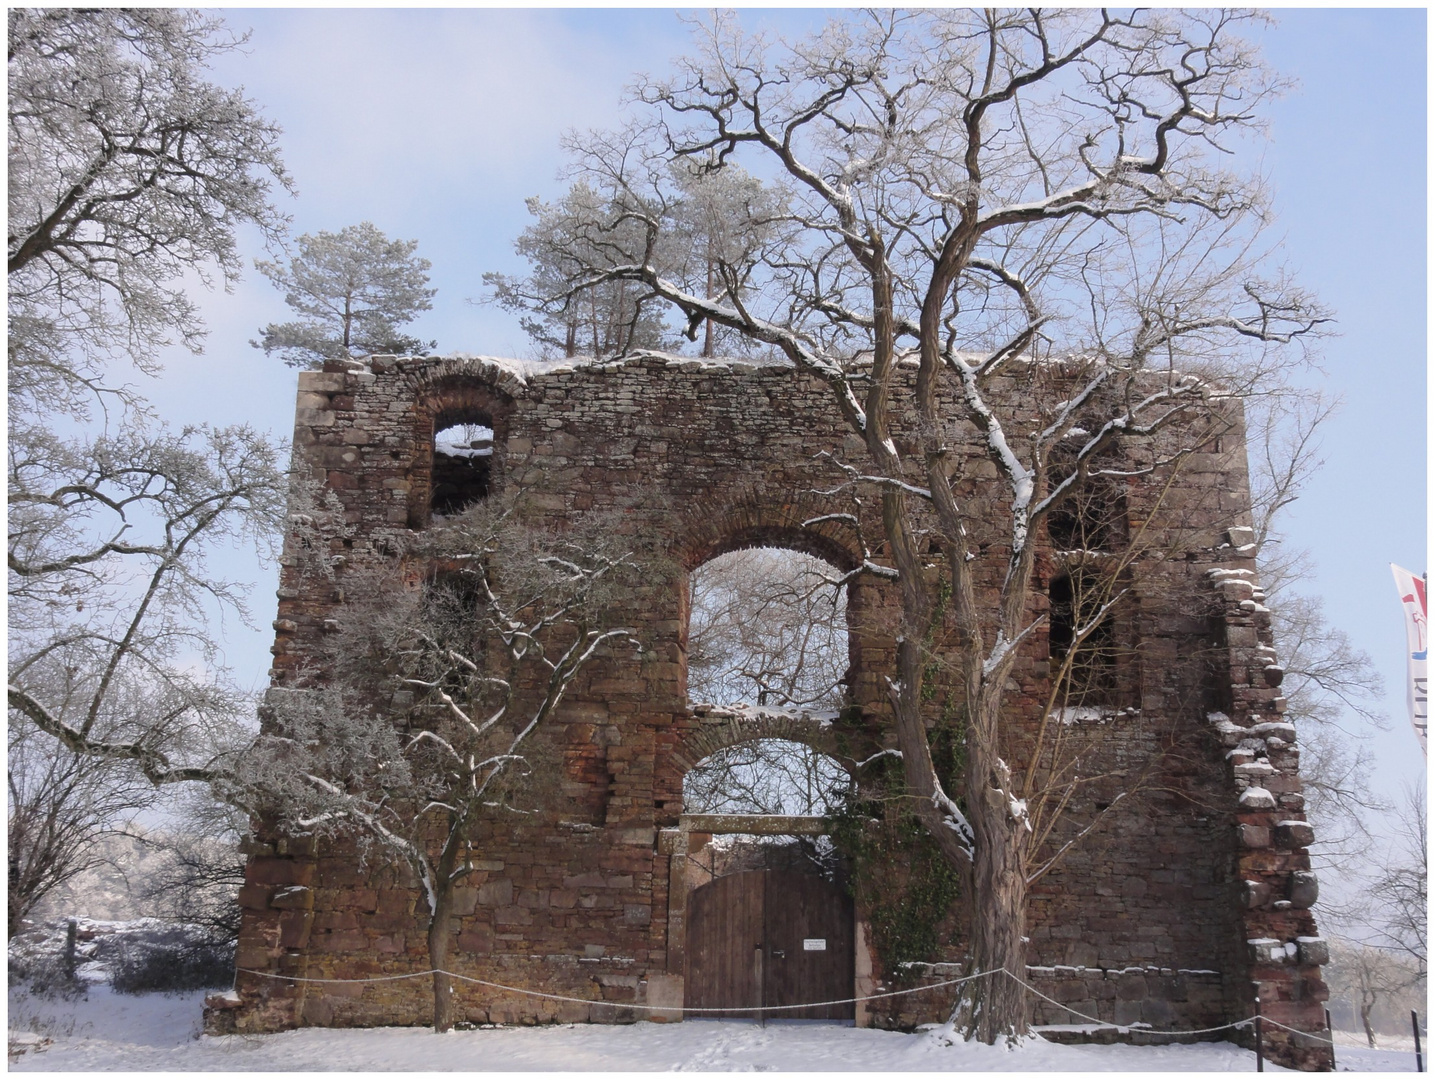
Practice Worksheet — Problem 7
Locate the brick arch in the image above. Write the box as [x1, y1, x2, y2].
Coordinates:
[405, 372, 517, 528]
[676, 494, 865, 575]
[671, 705, 849, 779]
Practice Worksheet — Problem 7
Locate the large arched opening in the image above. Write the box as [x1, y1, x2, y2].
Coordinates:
[662, 522, 882, 1023]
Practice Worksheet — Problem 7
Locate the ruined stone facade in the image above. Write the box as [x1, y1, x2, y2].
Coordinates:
[212, 353, 1332, 1068]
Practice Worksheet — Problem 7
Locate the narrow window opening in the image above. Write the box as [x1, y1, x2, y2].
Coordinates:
[1047, 476, 1125, 552]
[431, 421, 493, 518]
[414, 570, 487, 708]
[1045, 440, 1127, 554]
[1049, 570, 1118, 704]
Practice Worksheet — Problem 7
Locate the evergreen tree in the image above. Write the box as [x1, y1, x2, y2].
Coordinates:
[254, 221, 436, 368]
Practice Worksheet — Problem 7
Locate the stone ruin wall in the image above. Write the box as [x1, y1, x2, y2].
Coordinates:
[211, 353, 1332, 1069]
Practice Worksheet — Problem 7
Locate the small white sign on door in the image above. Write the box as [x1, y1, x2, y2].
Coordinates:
[802, 938, 827, 951]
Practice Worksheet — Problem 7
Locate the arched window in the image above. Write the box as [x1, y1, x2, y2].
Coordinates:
[408, 380, 513, 530]
[686, 547, 848, 713]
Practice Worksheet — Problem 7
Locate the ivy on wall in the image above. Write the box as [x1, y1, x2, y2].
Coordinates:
[830, 704, 968, 980]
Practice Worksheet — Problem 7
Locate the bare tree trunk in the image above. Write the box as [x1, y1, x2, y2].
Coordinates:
[1361, 995, 1377, 1048]
[959, 715, 1030, 1041]
[428, 884, 456, 1033]
[702, 259, 715, 358]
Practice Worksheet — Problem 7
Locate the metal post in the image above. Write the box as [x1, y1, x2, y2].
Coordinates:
[753, 943, 764, 1028]
[1413, 1009, 1423, 1073]
[1325, 1008, 1335, 1071]
[1255, 1014, 1264, 1072]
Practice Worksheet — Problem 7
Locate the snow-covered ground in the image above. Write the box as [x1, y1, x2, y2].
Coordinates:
[7, 983, 1421, 1072]
[8, 918, 1417, 1074]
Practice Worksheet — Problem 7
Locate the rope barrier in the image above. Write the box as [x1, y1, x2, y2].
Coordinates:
[236, 966, 997, 1014]
[999, 969, 1254, 1038]
[236, 964, 1336, 1047]
[1258, 1013, 1338, 1047]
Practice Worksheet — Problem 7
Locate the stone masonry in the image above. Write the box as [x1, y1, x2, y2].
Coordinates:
[209, 353, 1332, 1069]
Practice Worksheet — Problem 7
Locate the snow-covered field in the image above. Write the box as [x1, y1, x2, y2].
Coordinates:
[7, 983, 1420, 1072]
[8, 918, 1417, 1073]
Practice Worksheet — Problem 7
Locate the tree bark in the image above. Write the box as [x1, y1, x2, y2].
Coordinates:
[959, 717, 1031, 1041]
[428, 883, 456, 1033]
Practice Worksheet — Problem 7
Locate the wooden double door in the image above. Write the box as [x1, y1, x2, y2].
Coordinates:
[685, 869, 854, 1021]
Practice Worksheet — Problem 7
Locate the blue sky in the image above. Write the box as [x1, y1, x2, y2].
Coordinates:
[145, 9, 1426, 811]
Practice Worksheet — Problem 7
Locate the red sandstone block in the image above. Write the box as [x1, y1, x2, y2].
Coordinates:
[563, 873, 606, 889]
[477, 880, 514, 905]
[360, 912, 407, 935]
[344, 887, 379, 911]
[237, 884, 272, 911]
[322, 980, 367, 999]
[1302, 975, 1331, 1003]
[270, 886, 313, 911]
[457, 927, 493, 955]
[279, 910, 313, 950]
[1261, 998, 1324, 1027]
[376, 888, 414, 915]
[313, 910, 360, 932]
[495, 906, 532, 926]
[301, 998, 335, 1026]
[235, 946, 272, 969]
[248, 858, 315, 887]
[314, 929, 368, 953]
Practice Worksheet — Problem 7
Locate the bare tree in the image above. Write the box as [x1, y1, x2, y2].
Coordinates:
[484, 185, 679, 359]
[1367, 782, 1428, 974]
[7, 716, 150, 934]
[1243, 390, 1389, 868]
[7, 9, 291, 924]
[505, 10, 1326, 1039]
[488, 160, 789, 361]
[1326, 939, 1426, 1049]
[254, 222, 437, 368]
[8, 424, 286, 789]
[8, 8, 291, 415]
[141, 795, 250, 942]
[252, 501, 640, 1033]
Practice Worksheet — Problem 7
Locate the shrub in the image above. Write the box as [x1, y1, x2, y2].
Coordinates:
[8, 920, 85, 1000]
[8, 948, 86, 1001]
[105, 925, 235, 995]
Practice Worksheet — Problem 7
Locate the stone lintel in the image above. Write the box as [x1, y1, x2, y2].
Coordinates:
[678, 813, 829, 835]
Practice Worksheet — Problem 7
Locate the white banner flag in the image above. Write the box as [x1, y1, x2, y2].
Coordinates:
[1391, 564, 1428, 755]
